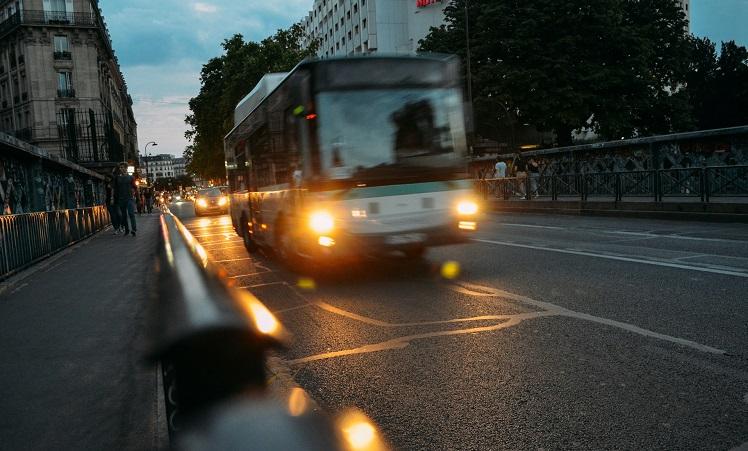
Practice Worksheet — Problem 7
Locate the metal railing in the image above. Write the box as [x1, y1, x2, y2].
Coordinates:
[477, 165, 748, 203]
[152, 212, 390, 449]
[53, 50, 72, 60]
[0, 205, 109, 281]
[0, 10, 98, 37]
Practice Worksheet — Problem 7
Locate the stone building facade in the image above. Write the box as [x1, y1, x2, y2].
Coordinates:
[0, 0, 137, 173]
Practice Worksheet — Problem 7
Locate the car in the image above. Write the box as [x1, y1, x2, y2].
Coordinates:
[194, 187, 228, 216]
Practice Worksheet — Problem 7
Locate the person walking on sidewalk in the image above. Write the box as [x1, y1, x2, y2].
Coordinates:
[105, 169, 121, 235]
[114, 162, 138, 237]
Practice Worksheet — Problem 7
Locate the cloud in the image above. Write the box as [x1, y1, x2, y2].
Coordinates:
[193, 2, 218, 13]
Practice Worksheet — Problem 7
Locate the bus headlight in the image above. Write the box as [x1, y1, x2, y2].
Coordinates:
[309, 211, 334, 234]
[456, 200, 478, 216]
[197, 198, 208, 208]
[218, 196, 228, 206]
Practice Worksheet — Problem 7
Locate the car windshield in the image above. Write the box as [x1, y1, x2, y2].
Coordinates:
[314, 88, 466, 184]
[199, 188, 223, 197]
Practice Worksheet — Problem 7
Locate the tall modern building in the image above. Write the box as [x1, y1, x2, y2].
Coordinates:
[300, 0, 445, 58]
[680, 0, 690, 31]
[0, 0, 138, 172]
[301, 0, 691, 58]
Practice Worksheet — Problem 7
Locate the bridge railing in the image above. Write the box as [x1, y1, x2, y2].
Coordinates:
[0, 205, 109, 280]
[477, 165, 748, 203]
[152, 211, 389, 449]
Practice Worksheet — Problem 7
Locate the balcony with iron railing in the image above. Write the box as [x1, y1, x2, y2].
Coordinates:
[0, 10, 99, 38]
[53, 51, 72, 60]
[57, 88, 75, 98]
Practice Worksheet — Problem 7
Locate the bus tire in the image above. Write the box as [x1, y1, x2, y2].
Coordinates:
[404, 246, 427, 260]
[241, 216, 258, 253]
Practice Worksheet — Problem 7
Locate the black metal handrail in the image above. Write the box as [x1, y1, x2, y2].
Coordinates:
[151, 211, 286, 435]
[0, 206, 109, 281]
[0, 10, 97, 32]
[477, 165, 748, 202]
[152, 211, 390, 449]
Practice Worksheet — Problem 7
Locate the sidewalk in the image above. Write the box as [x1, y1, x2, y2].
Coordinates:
[0, 213, 166, 450]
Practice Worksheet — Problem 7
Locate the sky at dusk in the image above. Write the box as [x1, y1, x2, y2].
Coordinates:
[99, 0, 748, 158]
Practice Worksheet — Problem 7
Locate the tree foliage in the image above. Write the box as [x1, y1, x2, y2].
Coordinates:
[685, 38, 748, 130]
[184, 25, 318, 180]
[419, 0, 694, 145]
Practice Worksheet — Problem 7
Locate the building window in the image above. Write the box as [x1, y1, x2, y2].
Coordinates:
[355, 25, 359, 34]
[348, 31, 352, 40]
[53, 35, 71, 60]
[347, 11, 350, 19]
[57, 71, 74, 97]
[353, 4, 358, 13]
[362, 18, 366, 29]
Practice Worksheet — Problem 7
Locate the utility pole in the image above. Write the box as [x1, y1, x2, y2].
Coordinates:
[464, 0, 474, 154]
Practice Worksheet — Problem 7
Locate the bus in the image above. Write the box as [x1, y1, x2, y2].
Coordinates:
[224, 55, 479, 267]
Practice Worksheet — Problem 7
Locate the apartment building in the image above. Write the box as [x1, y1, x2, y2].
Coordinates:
[301, 0, 690, 58]
[300, 0, 445, 58]
[0, 0, 138, 171]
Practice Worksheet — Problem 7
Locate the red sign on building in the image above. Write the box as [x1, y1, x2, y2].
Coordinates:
[416, 0, 440, 7]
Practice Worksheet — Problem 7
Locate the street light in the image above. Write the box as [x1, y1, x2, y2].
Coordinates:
[143, 141, 158, 184]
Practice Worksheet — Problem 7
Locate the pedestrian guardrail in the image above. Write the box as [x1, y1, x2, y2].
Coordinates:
[152, 211, 390, 450]
[477, 165, 748, 203]
[0, 205, 109, 281]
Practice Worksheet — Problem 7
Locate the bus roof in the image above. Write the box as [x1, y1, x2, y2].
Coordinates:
[233, 73, 289, 127]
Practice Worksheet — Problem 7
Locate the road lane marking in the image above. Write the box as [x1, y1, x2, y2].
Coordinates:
[314, 300, 537, 328]
[452, 282, 726, 355]
[213, 257, 253, 263]
[238, 281, 287, 289]
[605, 230, 748, 244]
[286, 314, 555, 365]
[499, 223, 564, 230]
[474, 238, 748, 278]
[200, 240, 244, 248]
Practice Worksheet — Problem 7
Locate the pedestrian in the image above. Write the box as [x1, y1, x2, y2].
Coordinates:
[145, 188, 154, 214]
[528, 158, 540, 198]
[494, 159, 507, 178]
[513, 154, 527, 199]
[113, 162, 138, 237]
[105, 169, 121, 234]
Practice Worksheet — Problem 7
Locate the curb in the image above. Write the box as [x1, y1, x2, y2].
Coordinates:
[490, 204, 748, 223]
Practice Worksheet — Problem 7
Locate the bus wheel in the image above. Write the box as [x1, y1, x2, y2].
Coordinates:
[404, 246, 426, 260]
[241, 218, 258, 252]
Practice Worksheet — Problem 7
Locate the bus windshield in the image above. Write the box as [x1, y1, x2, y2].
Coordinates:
[314, 88, 467, 185]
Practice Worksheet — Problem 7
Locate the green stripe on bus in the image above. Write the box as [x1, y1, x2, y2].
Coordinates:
[337, 180, 473, 200]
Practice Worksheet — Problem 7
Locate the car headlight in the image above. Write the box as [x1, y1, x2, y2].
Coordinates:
[218, 196, 227, 206]
[309, 211, 334, 234]
[456, 200, 479, 215]
[197, 198, 207, 208]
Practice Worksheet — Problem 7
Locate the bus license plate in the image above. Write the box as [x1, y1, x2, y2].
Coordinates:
[385, 233, 426, 245]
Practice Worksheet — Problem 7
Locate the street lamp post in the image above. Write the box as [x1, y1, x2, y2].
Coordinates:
[143, 141, 158, 184]
[464, 0, 474, 155]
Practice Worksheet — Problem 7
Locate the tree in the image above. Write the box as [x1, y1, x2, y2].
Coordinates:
[684, 38, 748, 130]
[184, 25, 318, 180]
[419, 0, 693, 146]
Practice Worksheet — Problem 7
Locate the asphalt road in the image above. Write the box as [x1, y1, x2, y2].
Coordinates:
[171, 201, 748, 451]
